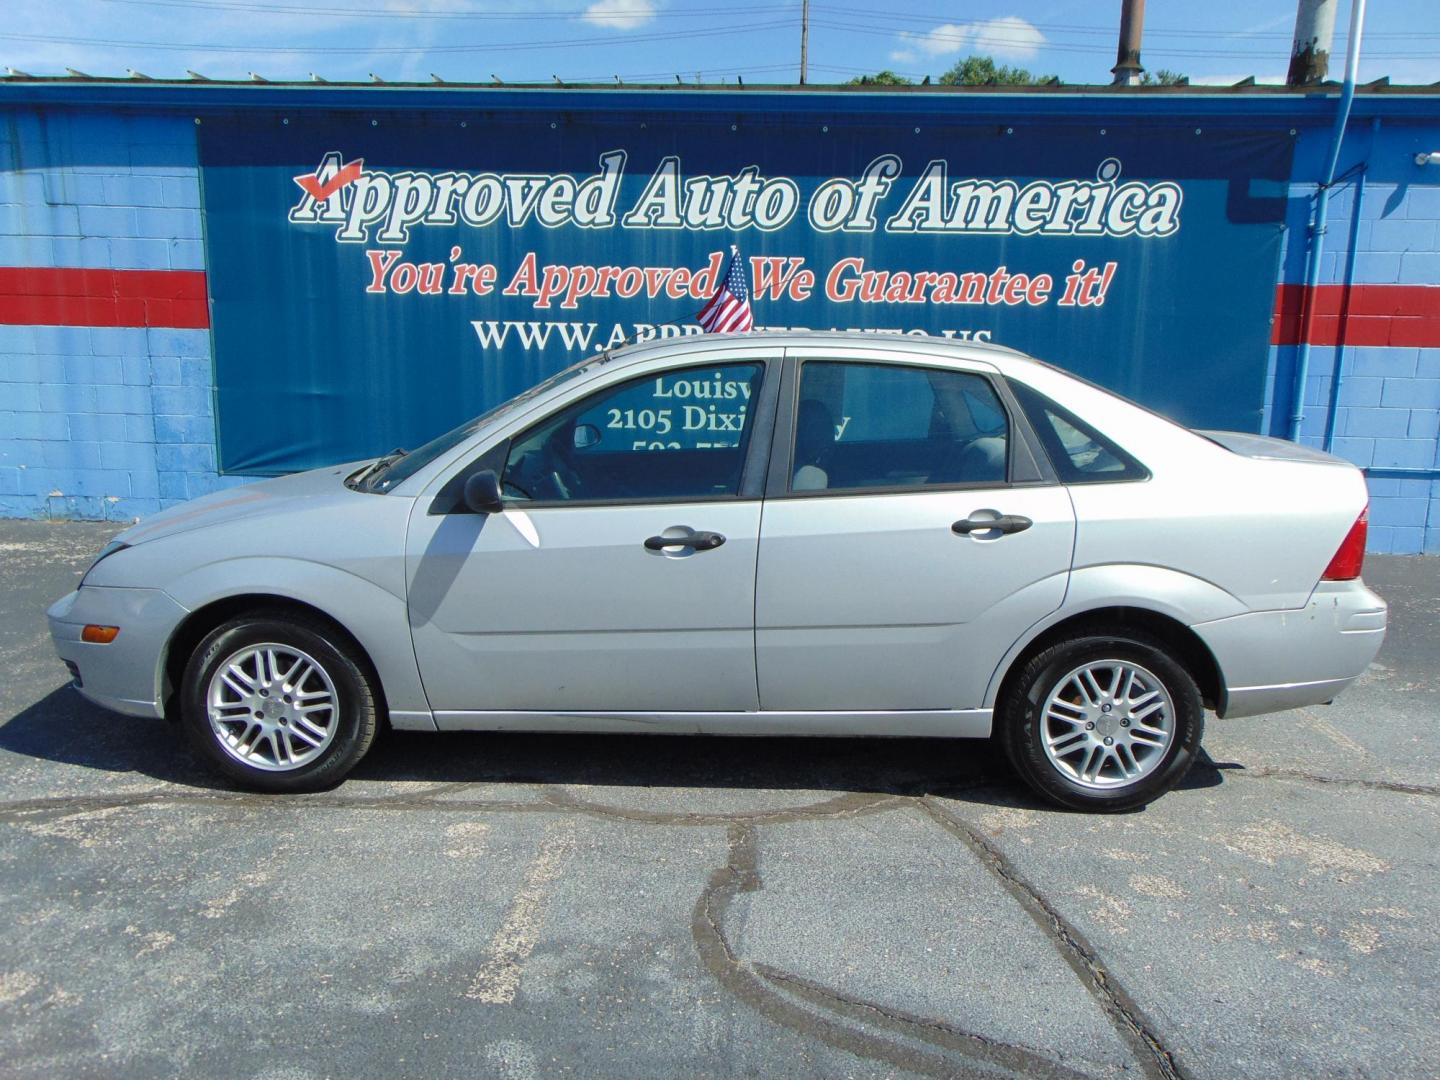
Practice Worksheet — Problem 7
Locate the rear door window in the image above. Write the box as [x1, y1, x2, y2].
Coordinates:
[790, 361, 1009, 493]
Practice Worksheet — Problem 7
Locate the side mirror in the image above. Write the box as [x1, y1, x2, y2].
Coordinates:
[462, 469, 505, 515]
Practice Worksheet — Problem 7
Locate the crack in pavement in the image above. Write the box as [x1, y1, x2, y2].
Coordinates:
[690, 822, 1091, 1079]
[541, 785, 913, 826]
[752, 962, 1095, 1080]
[0, 784, 535, 824]
[1, 754, 1422, 827]
[2, 778, 1143, 1076]
[1, 760, 1419, 1077]
[917, 798, 1183, 1080]
[1219, 766, 1440, 798]
[0, 783, 925, 829]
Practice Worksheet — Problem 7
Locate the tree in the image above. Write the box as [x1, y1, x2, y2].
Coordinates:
[1140, 69, 1188, 86]
[845, 70, 913, 86]
[939, 55, 1055, 86]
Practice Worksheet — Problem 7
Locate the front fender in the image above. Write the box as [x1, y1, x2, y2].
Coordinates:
[162, 557, 434, 729]
[981, 563, 1247, 708]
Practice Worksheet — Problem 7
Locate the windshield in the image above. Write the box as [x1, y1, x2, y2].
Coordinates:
[362, 355, 602, 492]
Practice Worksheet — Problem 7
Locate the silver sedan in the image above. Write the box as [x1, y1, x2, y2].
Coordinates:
[48, 333, 1386, 810]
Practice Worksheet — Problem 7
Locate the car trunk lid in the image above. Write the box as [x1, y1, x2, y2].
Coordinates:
[1196, 430, 1352, 466]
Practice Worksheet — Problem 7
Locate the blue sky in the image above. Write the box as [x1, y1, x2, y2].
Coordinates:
[3, 0, 1438, 87]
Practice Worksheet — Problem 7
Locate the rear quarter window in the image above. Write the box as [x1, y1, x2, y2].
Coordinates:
[1007, 379, 1149, 484]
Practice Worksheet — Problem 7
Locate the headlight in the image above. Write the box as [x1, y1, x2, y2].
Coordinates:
[80, 541, 130, 586]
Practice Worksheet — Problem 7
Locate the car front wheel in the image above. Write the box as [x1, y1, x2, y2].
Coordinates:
[1000, 629, 1204, 812]
[180, 612, 379, 792]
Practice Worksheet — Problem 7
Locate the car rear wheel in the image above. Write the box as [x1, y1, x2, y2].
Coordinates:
[180, 612, 379, 792]
[1000, 629, 1204, 812]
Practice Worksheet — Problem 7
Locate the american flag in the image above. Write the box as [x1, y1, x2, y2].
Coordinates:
[696, 246, 754, 334]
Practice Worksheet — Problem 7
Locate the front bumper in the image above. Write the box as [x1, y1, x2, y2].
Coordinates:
[1192, 579, 1387, 719]
[47, 587, 190, 718]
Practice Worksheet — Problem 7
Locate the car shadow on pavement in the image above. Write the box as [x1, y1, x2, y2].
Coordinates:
[1, 683, 1226, 809]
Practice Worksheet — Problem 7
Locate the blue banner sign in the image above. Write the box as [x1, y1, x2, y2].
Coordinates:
[198, 103, 1291, 473]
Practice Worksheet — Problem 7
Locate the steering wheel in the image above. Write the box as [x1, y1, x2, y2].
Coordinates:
[536, 423, 587, 501]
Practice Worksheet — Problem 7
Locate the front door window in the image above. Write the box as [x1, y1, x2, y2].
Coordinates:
[502, 363, 765, 503]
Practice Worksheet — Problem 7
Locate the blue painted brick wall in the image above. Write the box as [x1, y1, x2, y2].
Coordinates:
[0, 108, 258, 522]
[1269, 119, 1440, 554]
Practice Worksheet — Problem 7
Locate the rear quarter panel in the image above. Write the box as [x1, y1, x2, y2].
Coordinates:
[1010, 363, 1369, 614]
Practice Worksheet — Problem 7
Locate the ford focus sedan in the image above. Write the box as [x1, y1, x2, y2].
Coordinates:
[48, 333, 1386, 810]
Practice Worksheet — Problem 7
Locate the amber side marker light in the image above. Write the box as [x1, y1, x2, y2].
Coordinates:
[81, 625, 120, 644]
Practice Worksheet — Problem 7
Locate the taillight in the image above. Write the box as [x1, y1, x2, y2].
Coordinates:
[1322, 506, 1368, 581]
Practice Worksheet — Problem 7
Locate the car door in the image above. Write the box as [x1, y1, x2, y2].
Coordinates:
[755, 349, 1076, 713]
[405, 351, 778, 723]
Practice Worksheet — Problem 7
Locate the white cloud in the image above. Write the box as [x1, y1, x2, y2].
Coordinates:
[897, 16, 1045, 62]
[581, 0, 658, 31]
[888, 49, 917, 64]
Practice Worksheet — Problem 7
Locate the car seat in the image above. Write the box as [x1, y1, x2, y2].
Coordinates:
[792, 399, 835, 491]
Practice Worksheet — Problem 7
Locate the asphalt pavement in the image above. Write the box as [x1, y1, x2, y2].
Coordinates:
[1, 519, 1436, 1078]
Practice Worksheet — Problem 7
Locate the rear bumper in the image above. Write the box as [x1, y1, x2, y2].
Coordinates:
[1192, 579, 1387, 719]
[47, 586, 189, 718]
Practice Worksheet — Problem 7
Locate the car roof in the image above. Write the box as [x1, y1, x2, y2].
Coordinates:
[601, 330, 1037, 373]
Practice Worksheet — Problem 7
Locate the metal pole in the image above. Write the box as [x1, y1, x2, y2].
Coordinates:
[1111, 0, 1146, 86]
[1288, 0, 1367, 443]
[799, 0, 809, 85]
[1288, 0, 1338, 86]
[1323, 116, 1381, 454]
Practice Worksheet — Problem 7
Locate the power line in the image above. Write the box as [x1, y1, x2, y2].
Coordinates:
[565, 63, 799, 83]
[813, 5, 1438, 40]
[91, 0, 801, 21]
[808, 18, 1440, 61]
[81, 0, 1440, 39]
[15, 19, 1431, 62]
[0, 20, 800, 55]
[9, 6, 1435, 72]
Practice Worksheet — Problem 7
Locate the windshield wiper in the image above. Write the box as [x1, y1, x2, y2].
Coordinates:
[349, 447, 407, 491]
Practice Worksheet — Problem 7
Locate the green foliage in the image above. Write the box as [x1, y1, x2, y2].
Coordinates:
[939, 55, 1055, 86]
[844, 70, 914, 86]
[846, 55, 1186, 90]
[1140, 69, 1188, 86]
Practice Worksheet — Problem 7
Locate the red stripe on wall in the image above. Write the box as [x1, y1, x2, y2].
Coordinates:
[3, 267, 1436, 346]
[1272, 283, 1440, 348]
[0, 267, 210, 329]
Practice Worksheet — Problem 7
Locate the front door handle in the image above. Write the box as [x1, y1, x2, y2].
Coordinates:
[644, 529, 727, 552]
[952, 514, 1033, 536]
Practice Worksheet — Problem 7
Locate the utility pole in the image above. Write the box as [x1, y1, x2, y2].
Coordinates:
[1111, 0, 1146, 85]
[1288, 0, 1338, 86]
[799, 0, 809, 85]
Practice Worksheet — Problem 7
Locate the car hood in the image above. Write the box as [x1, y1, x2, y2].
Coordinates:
[114, 460, 370, 547]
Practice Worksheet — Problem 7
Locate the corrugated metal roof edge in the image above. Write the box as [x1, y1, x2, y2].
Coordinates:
[4, 76, 1438, 93]
[3, 78, 1438, 121]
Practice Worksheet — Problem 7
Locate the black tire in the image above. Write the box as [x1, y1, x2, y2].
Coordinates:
[179, 611, 380, 793]
[999, 627, 1204, 812]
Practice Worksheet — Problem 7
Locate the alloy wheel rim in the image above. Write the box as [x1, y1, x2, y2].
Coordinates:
[1040, 659, 1175, 790]
[206, 643, 339, 772]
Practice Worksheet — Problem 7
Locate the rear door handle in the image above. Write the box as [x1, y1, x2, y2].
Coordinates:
[645, 529, 726, 552]
[952, 514, 1033, 536]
